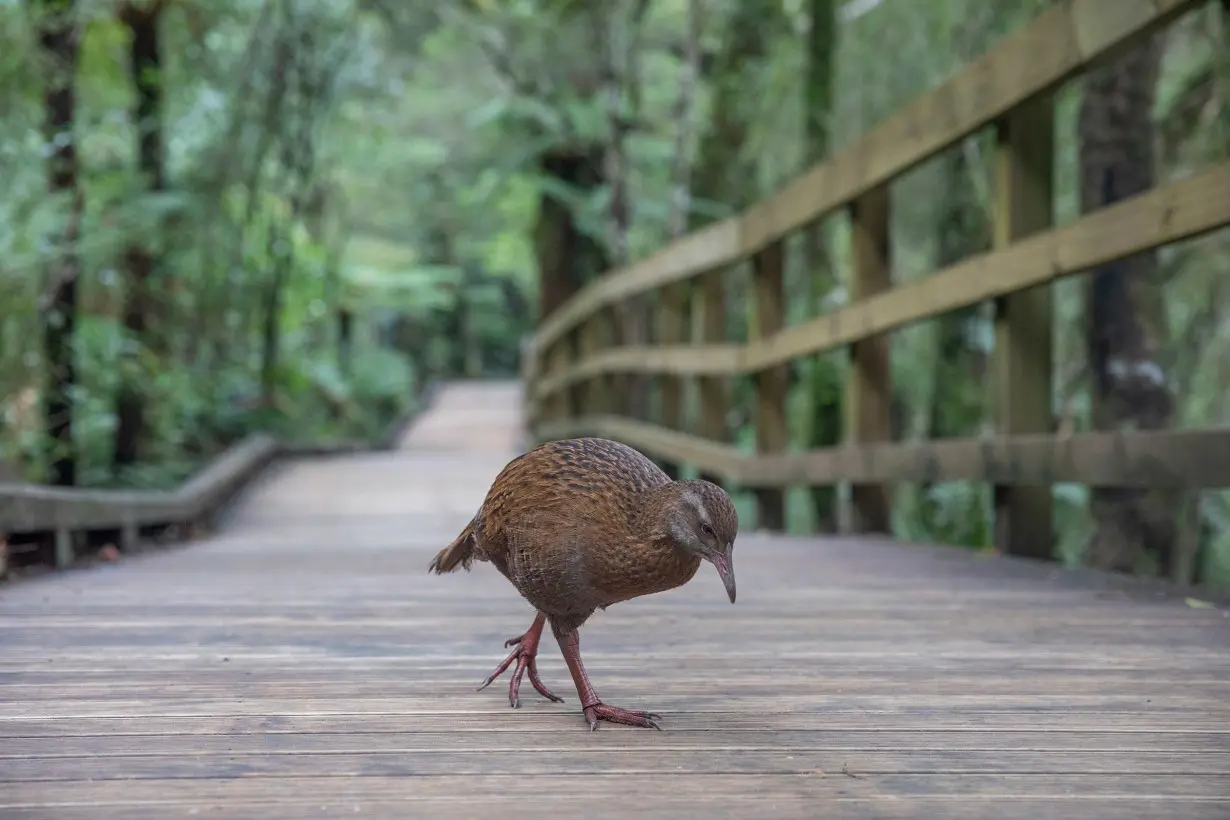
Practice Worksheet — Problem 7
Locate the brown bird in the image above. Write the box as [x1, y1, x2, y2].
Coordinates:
[428, 436, 739, 730]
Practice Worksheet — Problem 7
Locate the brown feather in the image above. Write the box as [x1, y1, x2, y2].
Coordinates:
[428, 522, 476, 573]
[431, 437, 740, 634]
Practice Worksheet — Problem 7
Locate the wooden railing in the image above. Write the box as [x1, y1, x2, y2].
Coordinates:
[524, 0, 1230, 568]
[0, 383, 436, 576]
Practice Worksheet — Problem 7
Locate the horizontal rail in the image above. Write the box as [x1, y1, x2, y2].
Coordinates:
[531, 0, 1198, 354]
[534, 160, 1230, 401]
[0, 383, 435, 538]
[539, 417, 1230, 490]
[0, 435, 278, 533]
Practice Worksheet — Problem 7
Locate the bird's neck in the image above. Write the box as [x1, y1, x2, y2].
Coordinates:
[634, 481, 683, 538]
[633, 481, 695, 549]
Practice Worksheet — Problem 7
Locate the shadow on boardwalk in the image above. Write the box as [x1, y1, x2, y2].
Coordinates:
[1, 381, 1228, 819]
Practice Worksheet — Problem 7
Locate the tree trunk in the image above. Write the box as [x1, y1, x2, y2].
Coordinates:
[534, 147, 610, 321]
[666, 0, 701, 239]
[1078, 34, 1177, 577]
[35, 0, 83, 487]
[688, 0, 788, 473]
[260, 219, 290, 403]
[691, 0, 785, 223]
[337, 309, 353, 375]
[257, 9, 342, 406]
[600, 2, 651, 421]
[114, 1, 167, 473]
[803, 0, 840, 531]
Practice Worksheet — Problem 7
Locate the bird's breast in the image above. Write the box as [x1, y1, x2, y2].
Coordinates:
[589, 542, 702, 605]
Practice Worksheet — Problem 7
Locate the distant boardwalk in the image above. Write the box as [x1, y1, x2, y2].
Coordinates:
[1, 382, 1228, 819]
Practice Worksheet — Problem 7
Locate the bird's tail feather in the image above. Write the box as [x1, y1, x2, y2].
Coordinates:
[428, 523, 476, 574]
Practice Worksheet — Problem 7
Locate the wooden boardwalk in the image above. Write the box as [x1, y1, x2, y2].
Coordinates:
[2, 381, 1228, 819]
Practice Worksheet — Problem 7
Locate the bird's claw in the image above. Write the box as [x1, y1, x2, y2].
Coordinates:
[583, 702, 662, 730]
[477, 633, 564, 708]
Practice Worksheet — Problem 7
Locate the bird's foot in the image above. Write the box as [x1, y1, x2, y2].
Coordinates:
[582, 701, 662, 731]
[476, 622, 564, 708]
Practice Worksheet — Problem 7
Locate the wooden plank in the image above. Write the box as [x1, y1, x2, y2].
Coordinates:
[577, 314, 609, 418]
[8, 727, 1229, 753]
[6, 692, 1230, 719]
[6, 709, 1229, 735]
[5, 749, 1230, 781]
[543, 338, 572, 433]
[6, 802, 1230, 820]
[564, 327, 585, 427]
[5, 774, 1230, 810]
[8, 673, 1229, 700]
[993, 95, 1056, 560]
[845, 186, 893, 534]
[541, 415, 1230, 490]
[534, 160, 1230, 400]
[743, 426, 1230, 488]
[520, 335, 539, 432]
[535, 343, 742, 398]
[693, 267, 729, 484]
[2, 798, 1228, 820]
[530, 0, 1201, 354]
[751, 240, 788, 529]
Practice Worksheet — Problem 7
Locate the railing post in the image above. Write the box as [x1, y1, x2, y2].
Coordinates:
[751, 240, 787, 531]
[562, 328, 582, 427]
[845, 185, 892, 534]
[54, 529, 76, 569]
[657, 282, 688, 478]
[540, 336, 573, 432]
[578, 313, 611, 418]
[693, 268, 728, 486]
[520, 335, 539, 441]
[992, 97, 1055, 559]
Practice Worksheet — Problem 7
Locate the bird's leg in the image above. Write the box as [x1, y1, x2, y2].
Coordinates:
[556, 628, 661, 730]
[477, 611, 564, 707]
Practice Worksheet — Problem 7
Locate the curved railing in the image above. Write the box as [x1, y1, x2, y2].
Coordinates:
[524, 0, 1230, 576]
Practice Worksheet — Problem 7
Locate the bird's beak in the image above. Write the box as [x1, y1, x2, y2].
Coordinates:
[710, 543, 736, 604]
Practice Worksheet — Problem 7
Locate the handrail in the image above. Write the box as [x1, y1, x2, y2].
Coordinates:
[0, 382, 435, 572]
[522, 0, 1230, 579]
[533, 161, 1230, 400]
[530, 0, 1197, 355]
[538, 417, 1230, 490]
[0, 434, 277, 534]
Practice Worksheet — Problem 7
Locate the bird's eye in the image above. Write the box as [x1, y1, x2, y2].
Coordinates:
[700, 522, 714, 537]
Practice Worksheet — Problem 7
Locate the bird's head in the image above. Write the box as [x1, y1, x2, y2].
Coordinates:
[664, 479, 740, 603]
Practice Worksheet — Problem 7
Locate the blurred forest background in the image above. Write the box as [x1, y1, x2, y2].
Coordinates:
[1, 0, 1227, 586]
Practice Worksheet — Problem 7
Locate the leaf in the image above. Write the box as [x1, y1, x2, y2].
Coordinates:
[1184, 597, 1214, 610]
[466, 96, 510, 130]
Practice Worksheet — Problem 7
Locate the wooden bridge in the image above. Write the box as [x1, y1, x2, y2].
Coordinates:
[4, 1, 1230, 817]
[2, 382, 1228, 818]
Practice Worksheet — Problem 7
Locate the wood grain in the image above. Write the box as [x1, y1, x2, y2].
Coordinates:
[1, 382, 1228, 820]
